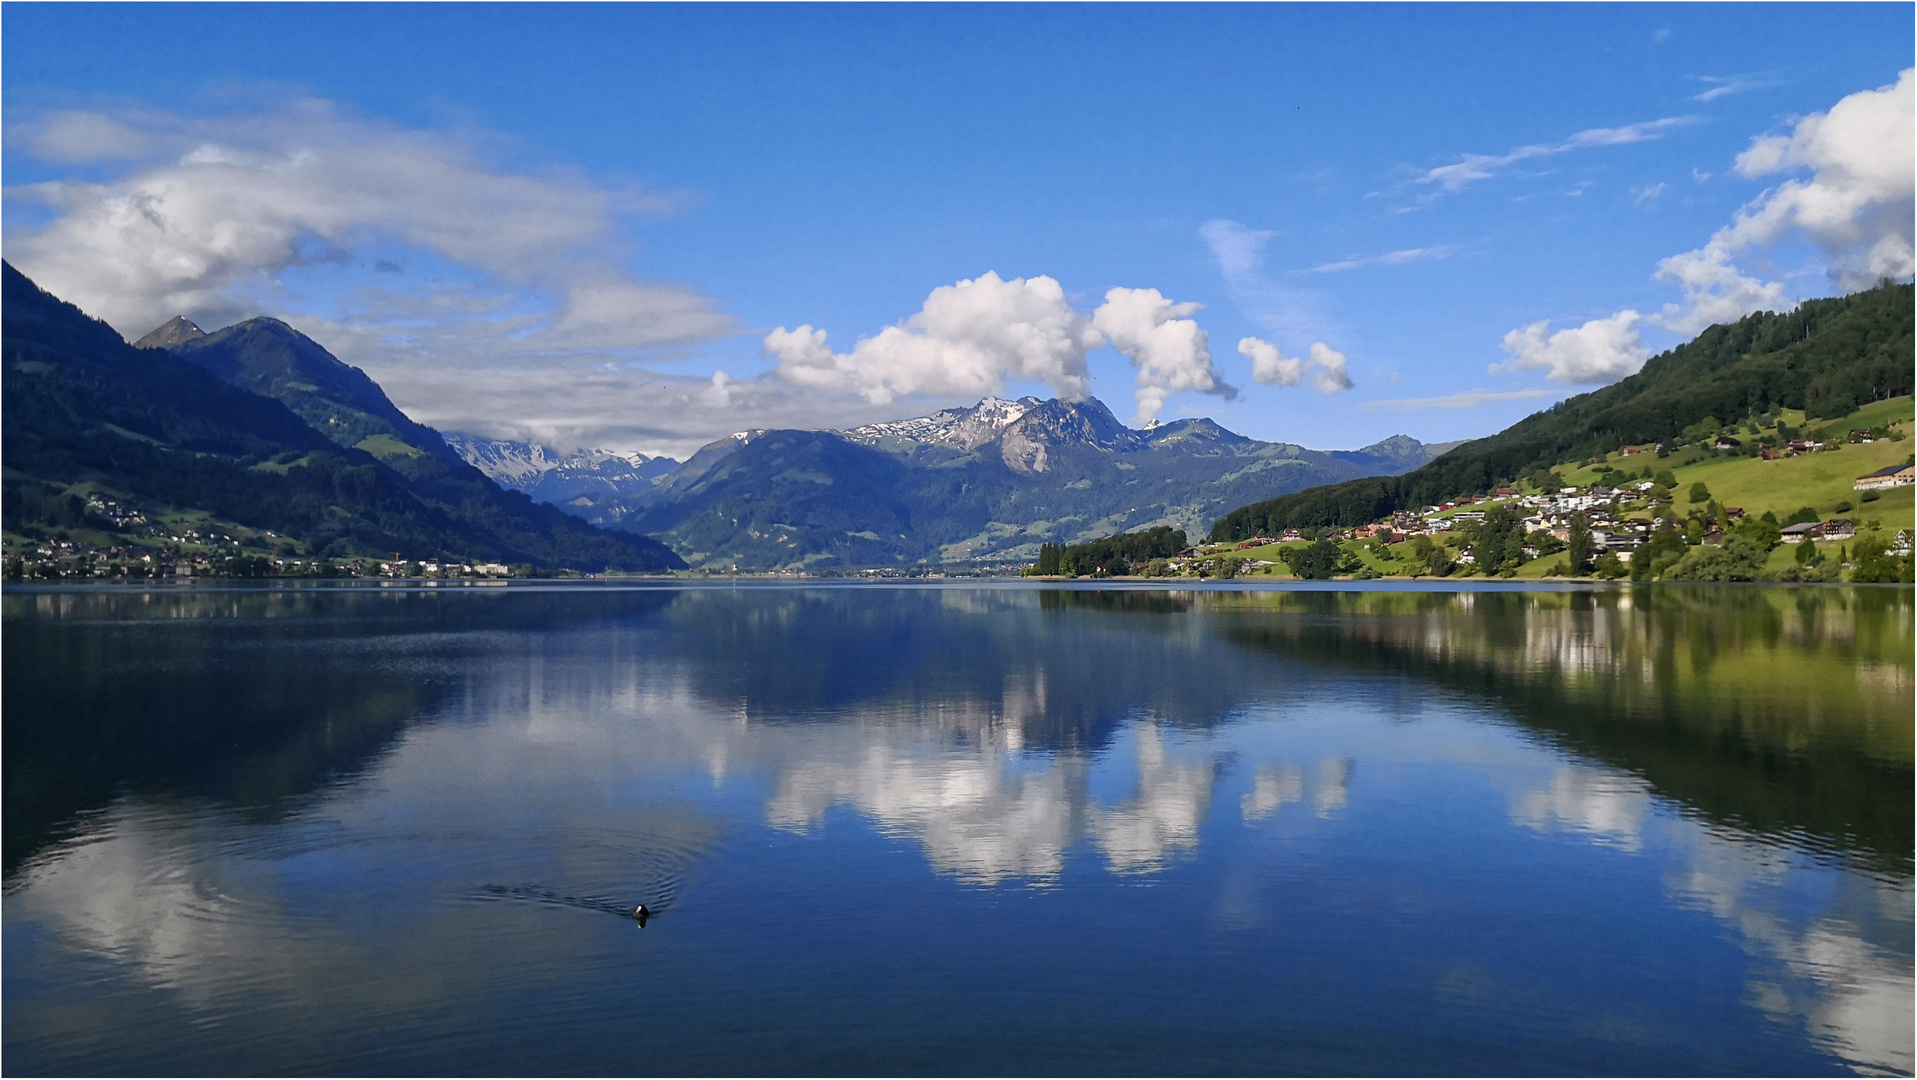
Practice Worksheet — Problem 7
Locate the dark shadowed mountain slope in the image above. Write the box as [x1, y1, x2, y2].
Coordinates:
[3, 264, 682, 570]
[1211, 282, 1916, 539]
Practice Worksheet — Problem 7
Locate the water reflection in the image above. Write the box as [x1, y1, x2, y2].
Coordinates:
[2, 583, 1910, 1076]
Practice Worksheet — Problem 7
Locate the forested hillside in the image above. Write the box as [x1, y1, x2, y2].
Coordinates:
[1, 263, 684, 571]
[1212, 282, 1914, 538]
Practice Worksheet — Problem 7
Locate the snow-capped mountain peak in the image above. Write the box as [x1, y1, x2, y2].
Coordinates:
[443, 433, 679, 501]
[842, 395, 1044, 450]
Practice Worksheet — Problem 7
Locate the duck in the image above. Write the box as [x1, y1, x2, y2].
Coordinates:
[632, 904, 653, 925]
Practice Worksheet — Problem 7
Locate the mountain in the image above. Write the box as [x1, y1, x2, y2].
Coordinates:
[596, 396, 1437, 571]
[442, 434, 679, 514]
[1210, 281, 1916, 539]
[1, 263, 683, 571]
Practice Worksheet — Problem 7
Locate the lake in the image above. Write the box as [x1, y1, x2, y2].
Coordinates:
[3, 581, 1911, 1076]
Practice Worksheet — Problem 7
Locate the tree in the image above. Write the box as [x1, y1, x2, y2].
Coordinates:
[1593, 552, 1627, 579]
[1630, 524, 1689, 581]
[1282, 540, 1341, 580]
[1567, 513, 1595, 575]
[1031, 542, 1063, 576]
[1664, 534, 1769, 581]
[1850, 534, 1914, 582]
[1688, 481, 1711, 504]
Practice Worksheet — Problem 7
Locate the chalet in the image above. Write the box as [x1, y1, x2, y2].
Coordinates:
[1855, 464, 1915, 491]
[1714, 435, 1742, 451]
[1787, 439, 1823, 455]
[1849, 429, 1876, 443]
[1760, 448, 1780, 461]
[1724, 507, 1745, 521]
[1700, 530, 1727, 545]
[1780, 522, 1819, 544]
[1820, 519, 1856, 541]
[1894, 531, 1914, 557]
[1621, 445, 1646, 456]
[1493, 487, 1519, 498]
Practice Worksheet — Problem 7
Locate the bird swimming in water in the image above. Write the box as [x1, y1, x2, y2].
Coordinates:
[632, 904, 653, 926]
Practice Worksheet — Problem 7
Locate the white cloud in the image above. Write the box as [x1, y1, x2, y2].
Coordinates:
[19, 110, 157, 163]
[1362, 388, 1554, 412]
[1643, 68, 1914, 336]
[1632, 182, 1670, 204]
[1307, 342, 1354, 394]
[1305, 245, 1458, 274]
[1651, 242, 1788, 336]
[1239, 337, 1302, 386]
[4, 101, 728, 351]
[1723, 67, 1915, 289]
[1416, 117, 1699, 196]
[1690, 74, 1778, 103]
[1494, 310, 1650, 384]
[765, 272, 1100, 406]
[1090, 287, 1235, 424]
[1239, 336, 1353, 394]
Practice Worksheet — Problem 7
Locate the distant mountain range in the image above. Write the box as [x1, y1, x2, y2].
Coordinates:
[2, 264, 683, 571]
[449, 395, 1444, 571]
[2, 261, 1442, 574]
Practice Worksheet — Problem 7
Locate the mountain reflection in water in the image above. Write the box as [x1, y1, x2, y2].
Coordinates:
[2, 583, 1910, 1076]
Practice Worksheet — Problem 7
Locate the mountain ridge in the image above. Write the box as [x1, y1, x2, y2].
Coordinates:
[2, 264, 684, 571]
[500, 396, 1445, 570]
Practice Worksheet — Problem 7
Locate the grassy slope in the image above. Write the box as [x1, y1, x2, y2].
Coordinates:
[1556, 396, 1914, 530]
[1171, 396, 1913, 581]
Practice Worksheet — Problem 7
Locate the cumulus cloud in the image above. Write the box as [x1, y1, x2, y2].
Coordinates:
[1239, 336, 1353, 394]
[1090, 287, 1235, 424]
[765, 272, 1100, 406]
[1722, 67, 1915, 289]
[1416, 116, 1699, 196]
[1306, 343, 1354, 393]
[1494, 310, 1650, 384]
[1651, 242, 1789, 336]
[1648, 68, 1913, 335]
[3, 99, 734, 367]
[1239, 338, 1302, 386]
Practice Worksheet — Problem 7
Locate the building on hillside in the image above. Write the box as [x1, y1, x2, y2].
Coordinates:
[1714, 435, 1742, 451]
[1780, 523, 1820, 544]
[1819, 519, 1856, 541]
[1621, 445, 1646, 456]
[1854, 464, 1915, 490]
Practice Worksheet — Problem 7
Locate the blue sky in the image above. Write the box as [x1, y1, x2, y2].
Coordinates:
[4, 4, 1912, 457]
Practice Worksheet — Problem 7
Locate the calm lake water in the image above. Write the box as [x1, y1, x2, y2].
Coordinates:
[4, 581, 1912, 1076]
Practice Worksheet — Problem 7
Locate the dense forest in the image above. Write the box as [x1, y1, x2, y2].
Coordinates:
[1211, 282, 1914, 539]
[1029, 526, 1188, 576]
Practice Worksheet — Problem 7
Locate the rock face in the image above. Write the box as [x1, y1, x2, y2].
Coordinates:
[497, 395, 1437, 571]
